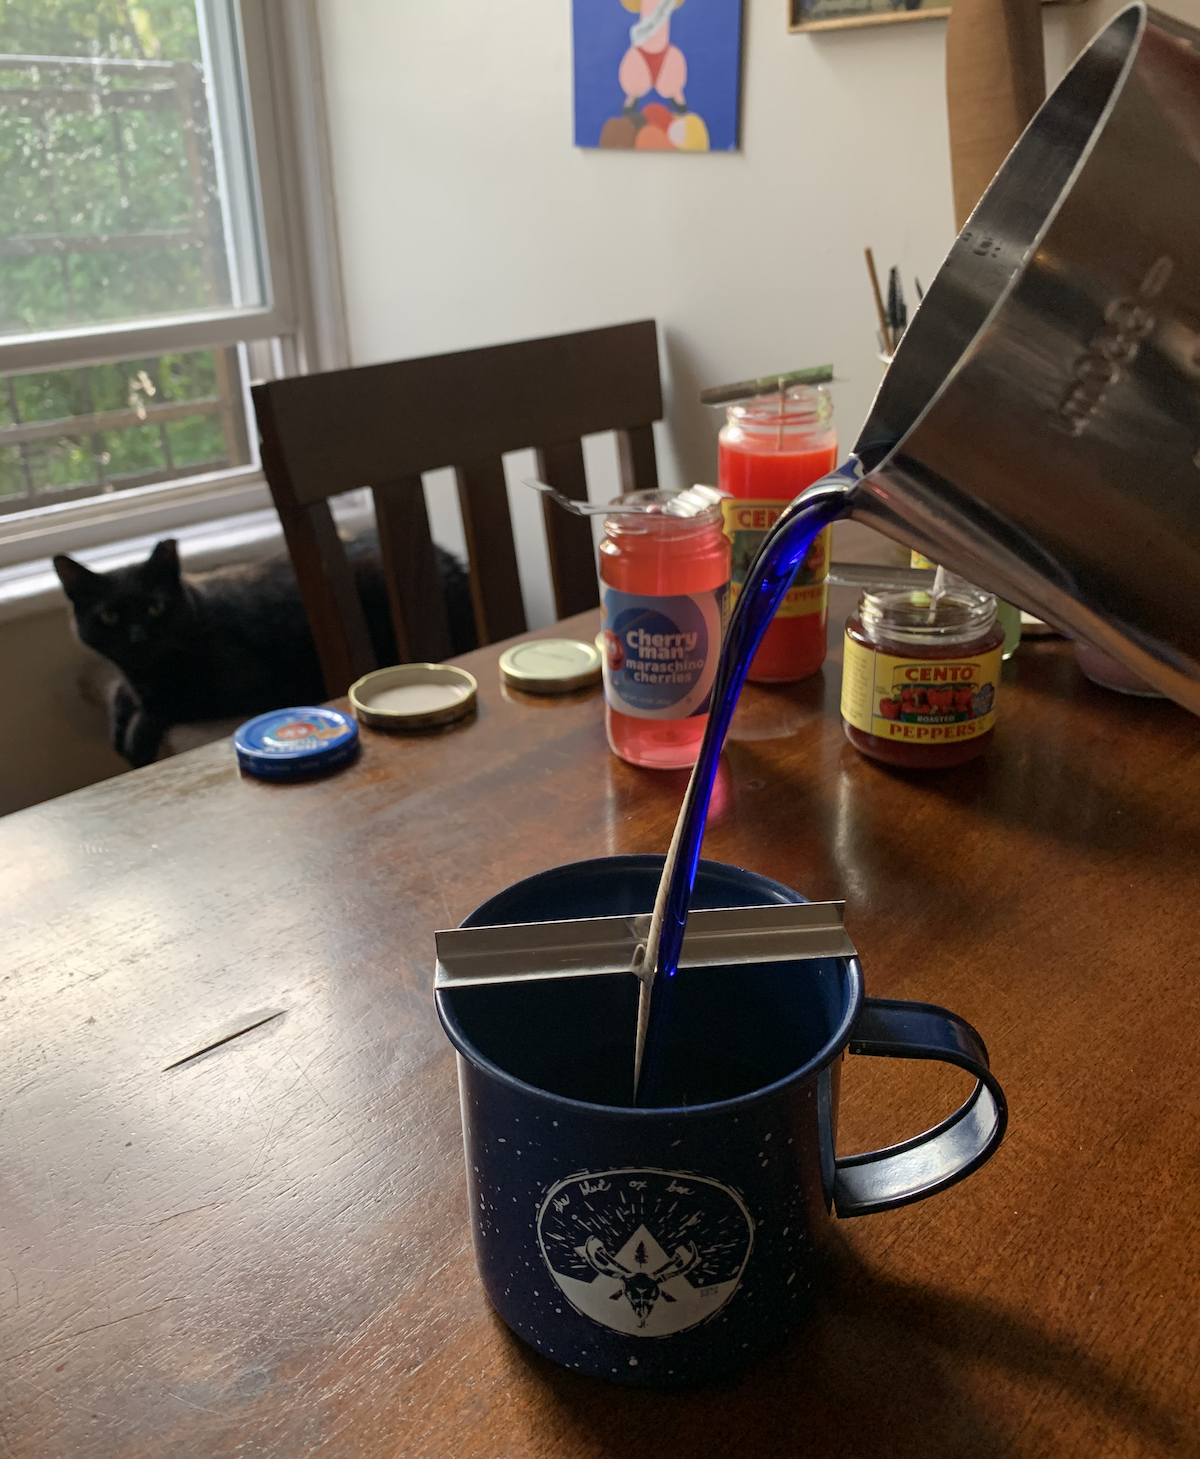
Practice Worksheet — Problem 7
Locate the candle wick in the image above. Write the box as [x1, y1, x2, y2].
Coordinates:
[927, 563, 946, 625]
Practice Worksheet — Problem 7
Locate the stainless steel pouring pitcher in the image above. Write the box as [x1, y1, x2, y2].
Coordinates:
[848, 2, 1200, 712]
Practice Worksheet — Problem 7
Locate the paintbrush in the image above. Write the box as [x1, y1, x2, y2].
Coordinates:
[863, 247, 891, 355]
[886, 266, 908, 351]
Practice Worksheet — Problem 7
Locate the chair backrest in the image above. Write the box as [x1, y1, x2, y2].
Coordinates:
[251, 320, 663, 697]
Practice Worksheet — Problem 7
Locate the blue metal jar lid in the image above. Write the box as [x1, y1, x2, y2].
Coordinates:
[233, 706, 359, 780]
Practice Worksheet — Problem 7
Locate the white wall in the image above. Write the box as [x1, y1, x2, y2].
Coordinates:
[0, 609, 128, 817]
[314, 0, 1196, 629]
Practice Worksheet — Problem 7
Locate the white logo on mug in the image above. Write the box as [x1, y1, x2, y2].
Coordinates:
[536, 1168, 754, 1337]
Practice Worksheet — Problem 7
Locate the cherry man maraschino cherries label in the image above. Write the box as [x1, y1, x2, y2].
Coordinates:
[600, 584, 728, 720]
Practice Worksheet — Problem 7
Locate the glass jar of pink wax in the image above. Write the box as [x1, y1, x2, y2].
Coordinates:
[599, 490, 730, 769]
[717, 385, 837, 684]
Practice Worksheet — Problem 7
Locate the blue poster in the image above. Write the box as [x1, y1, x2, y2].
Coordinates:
[572, 1, 743, 153]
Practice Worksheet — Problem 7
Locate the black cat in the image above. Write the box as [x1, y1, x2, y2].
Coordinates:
[54, 533, 477, 769]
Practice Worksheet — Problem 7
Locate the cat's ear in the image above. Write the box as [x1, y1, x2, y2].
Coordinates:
[144, 538, 181, 587]
[53, 554, 104, 603]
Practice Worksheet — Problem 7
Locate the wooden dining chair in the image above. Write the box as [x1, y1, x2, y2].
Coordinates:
[251, 320, 663, 698]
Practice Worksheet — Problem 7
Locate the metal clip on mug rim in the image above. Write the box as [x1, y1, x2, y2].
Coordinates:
[434, 900, 857, 989]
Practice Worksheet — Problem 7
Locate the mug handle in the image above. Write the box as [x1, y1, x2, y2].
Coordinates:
[833, 997, 1008, 1218]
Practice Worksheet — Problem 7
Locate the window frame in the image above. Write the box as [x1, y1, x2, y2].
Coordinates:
[0, 0, 346, 562]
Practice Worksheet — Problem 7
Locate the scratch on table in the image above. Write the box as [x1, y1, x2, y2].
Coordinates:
[0, 1297, 183, 1368]
[433, 880, 454, 929]
[150, 1198, 230, 1227]
[245, 1061, 313, 1179]
[9, 1370, 128, 1429]
[163, 1008, 286, 1071]
[161, 1386, 222, 1416]
[292, 1056, 369, 1161]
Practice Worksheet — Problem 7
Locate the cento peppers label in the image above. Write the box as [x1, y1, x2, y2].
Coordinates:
[840, 634, 1002, 743]
[722, 502, 830, 619]
[600, 584, 727, 720]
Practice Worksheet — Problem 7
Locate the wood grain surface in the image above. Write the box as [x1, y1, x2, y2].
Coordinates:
[2, 593, 1199, 1459]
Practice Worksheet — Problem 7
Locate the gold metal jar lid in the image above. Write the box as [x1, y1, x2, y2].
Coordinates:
[498, 639, 602, 695]
[349, 663, 478, 730]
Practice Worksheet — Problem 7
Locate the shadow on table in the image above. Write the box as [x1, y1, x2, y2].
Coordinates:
[503, 1237, 1197, 1459]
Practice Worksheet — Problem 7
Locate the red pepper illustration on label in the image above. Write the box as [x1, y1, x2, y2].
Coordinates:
[841, 638, 1002, 743]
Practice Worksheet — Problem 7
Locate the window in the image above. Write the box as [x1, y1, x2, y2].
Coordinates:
[0, 1, 341, 543]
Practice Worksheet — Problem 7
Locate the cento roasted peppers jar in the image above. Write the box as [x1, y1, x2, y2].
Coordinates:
[840, 587, 1005, 768]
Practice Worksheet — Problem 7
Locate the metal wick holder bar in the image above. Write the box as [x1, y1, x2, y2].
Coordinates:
[434, 901, 857, 991]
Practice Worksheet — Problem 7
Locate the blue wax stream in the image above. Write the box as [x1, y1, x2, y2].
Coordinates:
[635, 461, 864, 1106]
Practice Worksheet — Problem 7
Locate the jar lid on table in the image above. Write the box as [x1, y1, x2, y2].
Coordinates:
[499, 639, 602, 695]
[349, 664, 478, 729]
[233, 707, 359, 779]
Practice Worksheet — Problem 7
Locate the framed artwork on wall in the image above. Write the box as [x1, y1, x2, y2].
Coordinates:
[573, 0, 744, 152]
[789, 0, 950, 32]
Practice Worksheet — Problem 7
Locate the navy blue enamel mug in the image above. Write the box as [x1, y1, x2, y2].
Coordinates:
[436, 856, 1006, 1387]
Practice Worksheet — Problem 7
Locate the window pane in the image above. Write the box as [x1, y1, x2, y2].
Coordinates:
[0, 345, 252, 512]
[0, 1, 266, 337]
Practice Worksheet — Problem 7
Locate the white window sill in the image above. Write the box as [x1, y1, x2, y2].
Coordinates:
[0, 466, 273, 572]
[0, 481, 377, 625]
[0, 506, 285, 625]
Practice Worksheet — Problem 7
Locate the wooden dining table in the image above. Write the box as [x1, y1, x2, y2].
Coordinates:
[3, 589, 1199, 1459]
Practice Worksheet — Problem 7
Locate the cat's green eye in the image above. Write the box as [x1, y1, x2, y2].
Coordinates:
[147, 600, 165, 618]
[99, 609, 118, 626]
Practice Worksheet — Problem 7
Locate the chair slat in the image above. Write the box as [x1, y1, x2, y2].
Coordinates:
[278, 499, 376, 698]
[617, 422, 659, 495]
[536, 439, 600, 621]
[256, 381, 376, 698]
[373, 477, 454, 664]
[456, 457, 527, 644]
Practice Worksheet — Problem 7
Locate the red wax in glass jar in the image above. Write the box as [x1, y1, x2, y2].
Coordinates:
[599, 491, 730, 770]
[840, 588, 1005, 768]
[718, 385, 838, 683]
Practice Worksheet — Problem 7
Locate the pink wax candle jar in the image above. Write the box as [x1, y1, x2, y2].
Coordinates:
[599, 490, 731, 769]
[717, 385, 838, 683]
